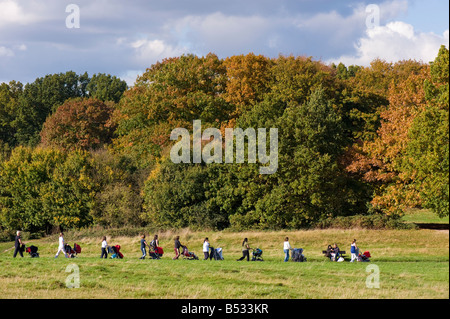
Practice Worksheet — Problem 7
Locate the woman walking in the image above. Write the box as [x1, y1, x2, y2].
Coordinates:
[54, 232, 68, 258]
[173, 236, 182, 260]
[140, 234, 150, 259]
[237, 238, 251, 261]
[150, 235, 159, 252]
[101, 236, 108, 259]
[283, 237, 292, 262]
[350, 239, 358, 262]
[13, 231, 25, 258]
[203, 238, 210, 260]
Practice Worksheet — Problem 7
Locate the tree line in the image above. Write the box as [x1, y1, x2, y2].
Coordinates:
[0, 46, 448, 236]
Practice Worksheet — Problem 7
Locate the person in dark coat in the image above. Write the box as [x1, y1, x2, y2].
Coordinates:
[13, 231, 25, 258]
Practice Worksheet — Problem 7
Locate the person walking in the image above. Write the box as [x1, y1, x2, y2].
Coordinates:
[150, 235, 159, 252]
[203, 238, 210, 260]
[140, 234, 150, 259]
[101, 236, 108, 259]
[13, 231, 25, 258]
[237, 238, 251, 261]
[173, 236, 183, 260]
[283, 237, 293, 262]
[350, 239, 358, 262]
[55, 232, 68, 258]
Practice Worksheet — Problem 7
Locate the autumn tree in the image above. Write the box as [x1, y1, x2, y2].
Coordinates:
[112, 53, 234, 167]
[40, 98, 116, 152]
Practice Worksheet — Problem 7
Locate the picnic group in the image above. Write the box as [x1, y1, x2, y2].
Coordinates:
[10, 231, 371, 263]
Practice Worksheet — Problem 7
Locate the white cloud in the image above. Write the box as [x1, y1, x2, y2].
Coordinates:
[129, 38, 188, 66]
[0, 0, 43, 27]
[329, 21, 449, 66]
[0, 46, 14, 57]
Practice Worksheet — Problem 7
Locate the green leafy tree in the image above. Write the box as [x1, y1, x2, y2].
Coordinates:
[0, 147, 100, 232]
[404, 45, 449, 217]
[86, 73, 128, 103]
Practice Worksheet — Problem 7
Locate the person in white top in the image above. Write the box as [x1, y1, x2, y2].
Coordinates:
[203, 238, 210, 260]
[55, 232, 68, 258]
[283, 237, 293, 262]
[101, 236, 108, 259]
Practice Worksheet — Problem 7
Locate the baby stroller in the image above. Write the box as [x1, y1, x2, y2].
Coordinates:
[26, 245, 39, 258]
[182, 245, 199, 260]
[65, 243, 81, 258]
[291, 248, 306, 262]
[109, 245, 123, 259]
[210, 247, 224, 260]
[358, 251, 371, 262]
[149, 247, 164, 259]
[252, 248, 263, 261]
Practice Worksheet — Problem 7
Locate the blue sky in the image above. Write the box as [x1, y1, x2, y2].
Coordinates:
[398, 0, 449, 33]
[0, 0, 448, 86]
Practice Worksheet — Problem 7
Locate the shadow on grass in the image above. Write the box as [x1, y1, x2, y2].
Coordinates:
[415, 223, 449, 230]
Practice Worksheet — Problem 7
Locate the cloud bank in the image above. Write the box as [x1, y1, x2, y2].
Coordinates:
[0, 0, 448, 85]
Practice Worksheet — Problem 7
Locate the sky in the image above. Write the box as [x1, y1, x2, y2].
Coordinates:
[0, 0, 448, 86]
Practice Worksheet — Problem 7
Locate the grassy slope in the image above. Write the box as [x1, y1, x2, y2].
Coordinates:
[0, 228, 448, 299]
[402, 208, 449, 224]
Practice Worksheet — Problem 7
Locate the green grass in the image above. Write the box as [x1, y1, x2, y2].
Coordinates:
[402, 208, 449, 224]
[0, 227, 448, 299]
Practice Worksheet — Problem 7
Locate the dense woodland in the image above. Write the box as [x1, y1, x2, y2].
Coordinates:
[0, 45, 448, 236]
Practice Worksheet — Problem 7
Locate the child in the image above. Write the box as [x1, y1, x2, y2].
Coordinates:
[55, 232, 68, 258]
[283, 237, 292, 262]
[140, 234, 150, 259]
[101, 236, 108, 259]
[203, 238, 210, 260]
[350, 239, 358, 262]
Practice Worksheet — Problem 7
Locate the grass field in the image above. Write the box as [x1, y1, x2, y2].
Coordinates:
[0, 224, 448, 299]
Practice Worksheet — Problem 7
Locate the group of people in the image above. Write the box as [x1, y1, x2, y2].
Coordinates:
[139, 234, 160, 259]
[13, 231, 70, 258]
[324, 239, 360, 262]
[12, 231, 364, 263]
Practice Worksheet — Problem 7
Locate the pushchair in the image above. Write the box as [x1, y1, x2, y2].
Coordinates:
[210, 247, 224, 260]
[182, 246, 199, 260]
[65, 243, 81, 258]
[149, 247, 164, 259]
[291, 248, 306, 262]
[109, 245, 123, 259]
[251, 248, 263, 261]
[358, 251, 371, 262]
[26, 245, 39, 258]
